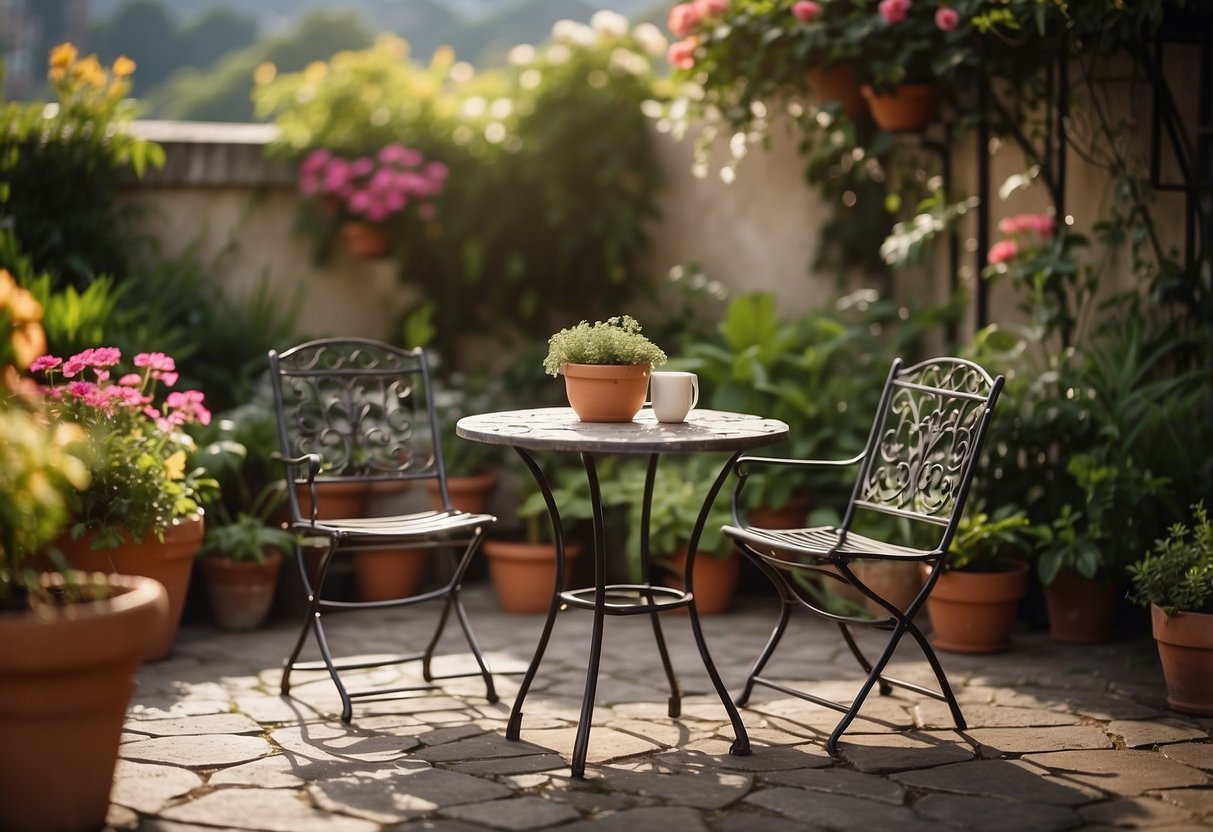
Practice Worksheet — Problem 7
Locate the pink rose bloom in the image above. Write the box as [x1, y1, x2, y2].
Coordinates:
[988, 239, 1020, 264]
[792, 1, 822, 22]
[695, 0, 728, 17]
[997, 213, 1056, 236]
[667, 37, 698, 70]
[934, 7, 959, 31]
[879, 0, 911, 24]
[668, 3, 701, 37]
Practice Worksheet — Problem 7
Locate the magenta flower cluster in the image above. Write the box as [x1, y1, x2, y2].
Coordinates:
[31, 347, 211, 432]
[666, 0, 728, 69]
[988, 212, 1057, 264]
[298, 144, 449, 225]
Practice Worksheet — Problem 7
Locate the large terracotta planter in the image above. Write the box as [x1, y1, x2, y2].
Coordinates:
[861, 82, 942, 132]
[925, 560, 1030, 654]
[805, 62, 867, 121]
[58, 512, 204, 660]
[661, 545, 741, 615]
[353, 547, 430, 602]
[561, 362, 651, 422]
[484, 539, 582, 614]
[295, 480, 371, 521]
[0, 573, 168, 832]
[1150, 604, 1213, 716]
[855, 559, 927, 618]
[201, 549, 283, 631]
[340, 220, 392, 258]
[1043, 569, 1117, 644]
[425, 472, 498, 515]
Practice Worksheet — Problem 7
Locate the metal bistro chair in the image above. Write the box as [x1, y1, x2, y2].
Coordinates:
[268, 338, 498, 721]
[722, 356, 1004, 753]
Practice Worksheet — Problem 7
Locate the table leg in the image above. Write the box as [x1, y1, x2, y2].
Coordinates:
[570, 453, 607, 778]
[684, 451, 751, 756]
[641, 453, 682, 717]
[504, 448, 569, 742]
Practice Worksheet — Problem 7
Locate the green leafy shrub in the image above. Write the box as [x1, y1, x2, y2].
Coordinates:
[543, 315, 667, 376]
[1129, 503, 1213, 615]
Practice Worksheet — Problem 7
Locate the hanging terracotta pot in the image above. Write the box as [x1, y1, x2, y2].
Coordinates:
[661, 545, 741, 615]
[484, 539, 582, 614]
[57, 512, 204, 660]
[353, 547, 430, 602]
[1150, 604, 1213, 716]
[925, 560, 1029, 654]
[562, 363, 651, 422]
[805, 62, 868, 121]
[340, 220, 392, 258]
[201, 549, 283, 631]
[1043, 569, 1117, 644]
[424, 472, 498, 515]
[0, 573, 167, 832]
[861, 82, 942, 132]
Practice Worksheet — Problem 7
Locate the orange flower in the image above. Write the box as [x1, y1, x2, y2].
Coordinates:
[112, 55, 136, 77]
[49, 42, 77, 69]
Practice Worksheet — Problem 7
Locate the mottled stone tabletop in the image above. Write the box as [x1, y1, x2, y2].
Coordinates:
[457, 407, 789, 455]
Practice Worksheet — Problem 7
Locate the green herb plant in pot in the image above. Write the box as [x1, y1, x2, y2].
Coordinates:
[543, 315, 667, 422]
[926, 505, 1036, 654]
[1128, 502, 1213, 716]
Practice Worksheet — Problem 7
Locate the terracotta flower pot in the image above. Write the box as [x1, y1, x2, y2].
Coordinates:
[925, 560, 1029, 654]
[562, 362, 651, 422]
[484, 539, 582, 614]
[201, 549, 283, 631]
[856, 559, 927, 617]
[1043, 569, 1117, 644]
[661, 545, 741, 615]
[805, 62, 868, 121]
[425, 472, 498, 515]
[295, 480, 371, 521]
[1150, 604, 1213, 716]
[0, 573, 167, 832]
[861, 82, 942, 132]
[340, 220, 392, 258]
[57, 512, 204, 660]
[353, 547, 430, 602]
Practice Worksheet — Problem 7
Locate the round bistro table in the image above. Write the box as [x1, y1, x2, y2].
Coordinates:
[457, 406, 789, 777]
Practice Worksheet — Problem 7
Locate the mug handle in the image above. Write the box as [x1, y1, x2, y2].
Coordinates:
[689, 375, 699, 410]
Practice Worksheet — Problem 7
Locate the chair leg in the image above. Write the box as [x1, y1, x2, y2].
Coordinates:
[281, 541, 332, 698]
[735, 550, 795, 707]
[450, 588, 499, 704]
[420, 595, 455, 683]
[836, 621, 893, 697]
[901, 609, 966, 731]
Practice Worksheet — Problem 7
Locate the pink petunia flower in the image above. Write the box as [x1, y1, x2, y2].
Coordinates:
[792, 1, 822, 22]
[935, 7, 959, 31]
[668, 3, 701, 37]
[988, 239, 1020, 264]
[29, 355, 62, 373]
[667, 37, 698, 70]
[695, 0, 728, 17]
[878, 0, 911, 24]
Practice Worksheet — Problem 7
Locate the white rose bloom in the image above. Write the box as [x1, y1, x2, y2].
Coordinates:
[552, 19, 595, 47]
[507, 44, 536, 65]
[591, 10, 629, 37]
[632, 22, 668, 55]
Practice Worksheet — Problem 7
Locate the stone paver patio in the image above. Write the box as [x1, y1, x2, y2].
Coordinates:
[110, 586, 1213, 831]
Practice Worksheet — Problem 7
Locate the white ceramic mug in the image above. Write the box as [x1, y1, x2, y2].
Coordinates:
[649, 371, 699, 423]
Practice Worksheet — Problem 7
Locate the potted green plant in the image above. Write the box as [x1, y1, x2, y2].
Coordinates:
[427, 369, 506, 515]
[29, 344, 215, 659]
[926, 505, 1036, 654]
[543, 315, 668, 422]
[0, 268, 168, 832]
[1128, 501, 1213, 716]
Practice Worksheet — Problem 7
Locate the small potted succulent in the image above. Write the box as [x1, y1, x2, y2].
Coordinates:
[542, 315, 667, 422]
[1128, 502, 1213, 716]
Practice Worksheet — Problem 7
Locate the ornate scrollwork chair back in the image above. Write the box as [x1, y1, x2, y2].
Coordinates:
[269, 338, 497, 721]
[723, 356, 1004, 753]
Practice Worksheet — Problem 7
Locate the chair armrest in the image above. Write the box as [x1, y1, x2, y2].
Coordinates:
[271, 452, 322, 524]
[734, 451, 865, 474]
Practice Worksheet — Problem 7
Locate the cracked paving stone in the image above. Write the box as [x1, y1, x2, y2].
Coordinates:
[515, 726, 663, 764]
[553, 806, 710, 832]
[1154, 788, 1213, 817]
[965, 724, 1114, 756]
[413, 732, 554, 764]
[716, 811, 824, 832]
[447, 753, 569, 777]
[208, 755, 309, 788]
[119, 734, 273, 767]
[1079, 795, 1202, 827]
[269, 722, 423, 764]
[746, 787, 936, 832]
[1107, 719, 1210, 749]
[1022, 750, 1211, 796]
[896, 758, 1104, 805]
[110, 760, 203, 814]
[836, 731, 973, 773]
[160, 787, 379, 831]
[912, 792, 1079, 831]
[417, 724, 488, 746]
[440, 796, 581, 829]
[652, 737, 832, 772]
[232, 693, 328, 724]
[585, 765, 752, 809]
[763, 767, 905, 804]
[123, 712, 262, 737]
[916, 701, 1082, 730]
[308, 764, 512, 824]
[1160, 743, 1213, 772]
